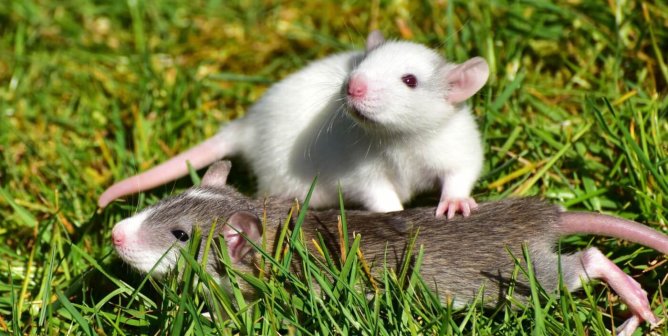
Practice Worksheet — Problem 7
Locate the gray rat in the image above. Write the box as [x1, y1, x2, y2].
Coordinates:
[112, 161, 666, 335]
[99, 30, 488, 218]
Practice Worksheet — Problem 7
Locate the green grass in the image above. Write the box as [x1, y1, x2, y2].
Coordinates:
[1, 0, 667, 334]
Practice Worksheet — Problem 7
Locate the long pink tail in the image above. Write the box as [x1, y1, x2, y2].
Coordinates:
[98, 135, 231, 208]
[559, 212, 668, 255]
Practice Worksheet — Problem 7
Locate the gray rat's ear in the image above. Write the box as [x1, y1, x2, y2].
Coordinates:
[221, 211, 262, 263]
[444, 57, 489, 104]
[365, 30, 385, 52]
[201, 160, 232, 188]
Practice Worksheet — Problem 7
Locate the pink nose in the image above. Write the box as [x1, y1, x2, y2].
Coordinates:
[112, 228, 125, 246]
[347, 75, 367, 98]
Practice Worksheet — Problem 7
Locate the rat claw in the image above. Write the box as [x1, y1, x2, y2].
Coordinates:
[435, 202, 447, 218]
[447, 203, 457, 219]
[461, 201, 471, 217]
[641, 307, 660, 327]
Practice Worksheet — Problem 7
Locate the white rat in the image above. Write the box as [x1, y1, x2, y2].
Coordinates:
[98, 31, 489, 218]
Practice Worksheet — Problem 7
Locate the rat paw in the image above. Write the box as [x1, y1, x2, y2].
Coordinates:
[435, 197, 478, 219]
[582, 248, 659, 333]
[616, 315, 640, 336]
[622, 274, 658, 325]
[614, 274, 658, 335]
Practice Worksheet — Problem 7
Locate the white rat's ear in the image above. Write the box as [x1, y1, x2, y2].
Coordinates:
[445, 57, 489, 104]
[201, 160, 232, 188]
[365, 30, 385, 52]
[221, 211, 262, 263]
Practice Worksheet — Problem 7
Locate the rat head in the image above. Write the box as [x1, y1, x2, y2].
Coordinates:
[345, 31, 489, 134]
[111, 161, 262, 278]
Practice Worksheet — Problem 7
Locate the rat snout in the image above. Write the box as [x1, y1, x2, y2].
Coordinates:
[347, 74, 367, 99]
[112, 227, 125, 246]
[111, 212, 146, 248]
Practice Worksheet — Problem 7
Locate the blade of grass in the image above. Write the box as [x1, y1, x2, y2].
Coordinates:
[56, 290, 94, 336]
[514, 122, 592, 195]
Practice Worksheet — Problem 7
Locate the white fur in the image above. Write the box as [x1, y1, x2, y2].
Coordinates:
[100, 34, 486, 213]
[221, 41, 483, 212]
[113, 209, 178, 277]
[113, 211, 147, 243]
[186, 189, 227, 201]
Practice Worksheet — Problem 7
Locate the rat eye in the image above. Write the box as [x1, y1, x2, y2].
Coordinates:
[401, 74, 418, 88]
[171, 230, 189, 242]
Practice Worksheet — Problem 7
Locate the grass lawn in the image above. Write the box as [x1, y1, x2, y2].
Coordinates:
[1, 0, 667, 334]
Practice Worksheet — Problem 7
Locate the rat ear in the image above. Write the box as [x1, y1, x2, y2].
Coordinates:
[220, 211, 262, 263]
[201, 161, 232, 188]
[365, 30, 385, 52]
[445, 57, 489, 104]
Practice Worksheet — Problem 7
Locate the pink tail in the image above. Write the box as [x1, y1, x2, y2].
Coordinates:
[98, 135, 231, 208]
[559, 212, 668, 255]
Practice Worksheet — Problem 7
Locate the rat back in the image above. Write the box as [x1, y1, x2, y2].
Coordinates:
[302, 198, 564, 307]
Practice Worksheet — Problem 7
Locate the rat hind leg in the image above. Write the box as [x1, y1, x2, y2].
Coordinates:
[563, 247, 658, 336]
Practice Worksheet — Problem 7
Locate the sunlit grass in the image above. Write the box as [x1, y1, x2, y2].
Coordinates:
[1, 0, 667, 334]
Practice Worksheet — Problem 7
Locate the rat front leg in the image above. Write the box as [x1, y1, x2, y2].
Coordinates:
[574, 248, 659, 336]
[436, 170, 479, 219]
[359, 180, 404, 213]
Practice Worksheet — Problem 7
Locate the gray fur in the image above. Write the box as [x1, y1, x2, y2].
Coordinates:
[130, 184, 585, 307]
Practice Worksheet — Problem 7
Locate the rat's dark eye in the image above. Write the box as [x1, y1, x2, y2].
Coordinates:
[171, 230, 189, 242]
[401, 74, 418, 88]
